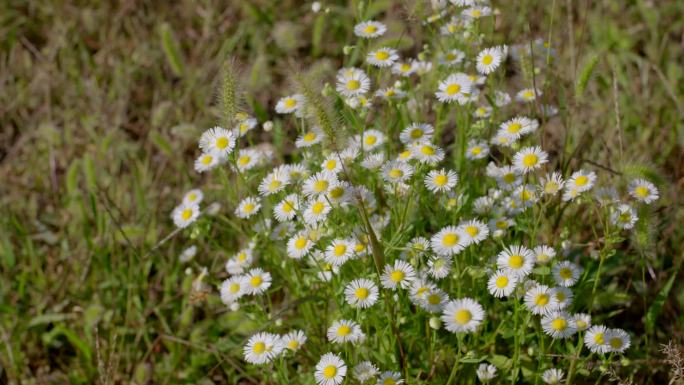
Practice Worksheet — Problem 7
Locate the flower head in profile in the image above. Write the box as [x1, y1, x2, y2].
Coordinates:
[353, 20, 386, 39]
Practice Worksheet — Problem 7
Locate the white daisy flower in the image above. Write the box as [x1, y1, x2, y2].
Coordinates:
[539, 172, 565, 195]
[353, 20, 387, 38]
[441, 298, 485, 333]
[411, 142, 445, 164]
[235, 148, 261, 172]
[325, 239, 355, 267]
[463, 5, 492, 19]
[524, 284, 559, 315]
[361, 129, 385, 151]
[465, 140, 489, 160]
[362, 152, 386, 169]
[220, 276, 246, 304]
[199, 126, 236, 158]
[494, 90, 511, 106]
[473, 105, 493, 119]
[286, 231, 314, 259]
[225, 248, 254, 275]
[476, 47, 503, 74]
[476, 363, 497, 382]
[194, 152, 220, 173]
[275, 94, 305, 115]
[303, 171, 338, 197]
[495, 166, 522, 190]
[533, 245, 556, 265]
[594, 187, 620, 205]
[428, 256, 453, 279]
[296, 128, 324, 148]
[440, 49, 466, 66]
[327, 181, 353, 206]
[553, 286, 574, 309]
[327, 319, 364, 344]
[569, 169, 597, 191]
[315, 352, 347, 385]
[458, 219, 489, 245]
[430, 226, 467, 256]
[376, 371, 404, 385]
[243, 332, 281, 365]
[381, 260, 416, 290]
[552, 261, 582, 287]
[628, 178, 659, 204]
[513, 146, 549, 174]
[282, 330, 307, 351]
[497, 245, 535, 278]
[419, 287, 448, 313]
[541, 368, 565, 385]
[382, 160, 414, 184]
[513, 184, 539, 207]
[303, 197, 332, 225]
[336, 67, 371, 97]
[516, 88, 540, 103]
[344, 278, 379, 308]
[273, 194, 300, 222]
[375, 87, 406, 101]
[400, 123, 434, 144]
[391, 61, 416, 77]
[424, 169, 458, 193]
[258, 168, 290, 196]
[353, 361, 379, 383]
[584, 325, 610, 353]
[611, 203, 638, 230]
[172, 203, 200, 228]
[499, 116, 538, 140]
[233, 118, 257, 137]
[487, 269, 518, 298]
[182, 189, 203, 206]
[235, 196, 261, 219]
[178, 245, 197, 263]
[606, 328, 631, 353]
[541, 311, 577, 339]
[436, 73, 473, 104]
[409, 279, 436, 305]
[243, 268, 271, 295]
[573, 313, 592, 331]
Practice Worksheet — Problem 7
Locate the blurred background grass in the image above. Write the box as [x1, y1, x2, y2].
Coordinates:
[1, 0, 683, 383]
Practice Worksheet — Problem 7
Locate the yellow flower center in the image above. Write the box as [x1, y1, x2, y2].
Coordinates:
[399, 150, 412, 159]
[434, 174, 448, 186]
[523, 90, 535, 99]
[250, 275, 263, 287]
[445, 53, 456, 61]
[364, 24, 377, 34]
[181, 209, 193, 220]
[503, 173, 516, 184]
[454, 309, 472, 325]
[187, 193, 197, 201]
[421, 145, 435, 156]
[390, 270, 405, 283]
[634, 186, 649, 198]
[575, 175, 588, 186]
[238, 155, 251, 166]
[442, 233, 459, 247]
[355, 287, 369, 299]
[427, 294, 441, 305]
[507, 122, 522, 133]
[238, 252, 247, 262]
[283, 201, 295, 213]
[482, 54, 493, 65]
[201, 155, 213, 165]
[576, 320, 587, 329]
[288, 340, 299, 350]
[388, 169, 403, 179]
[551, 318, 567, 331]
[375, 51, 390, 60]
[229, 283, 240, 293]
[312, 202, 325, 214]
[323, 365, 337, 379]
[446, 83, 461, 95]
[334, 244, 347, 256]
[252, 342, 266, 354]
[268, 180, 282, 191]
[465, 225, 479, 237]
[337, 325, 351, 336]
[495, 276, 509, 288]
[509, 255, 524, 268]
[410, 129, 423, 139]
[522, 154, 538, 167]
[325, 160, 337, 170]
[594, 333, 605, 345]
[471, 146, 482, 155]
[284, 98, 297, 108]
[314, 180, 329, 192]
[559, 267, 573, 280]
[243, 203, 255, 213]
[329, 186, 344, 199]
[535, 293, 549, 306]
[545, 182, 559, 194]
[364, 135, 377, 146]
[294, 237, 308, 250]
[215, 136, 229, 149]
[609, 337, 623, 349]
[303, 132, 317, 142]
[346, 79, 360, 91]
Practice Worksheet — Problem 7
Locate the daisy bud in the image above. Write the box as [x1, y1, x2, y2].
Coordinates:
[184, 267, 193, 275]
[343, 45, 354, 55]
[275, 319, 283, 327]
[229, 302, 240, 312]
[206, 202, 221, 215]
[429, 317, 442, 330]
[493, 229, 505, 239]
[263, 120, 273, 132]
[311, 1, 321, 12]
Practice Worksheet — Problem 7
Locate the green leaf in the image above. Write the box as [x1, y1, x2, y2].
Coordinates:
[575, 54, 599, 96]
[160, 23, 184, 77]
[645, 270, 677, 334]
[149, 131, 173, 156]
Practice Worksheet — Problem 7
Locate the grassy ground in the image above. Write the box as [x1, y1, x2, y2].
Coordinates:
[1, 0, 683, 384]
